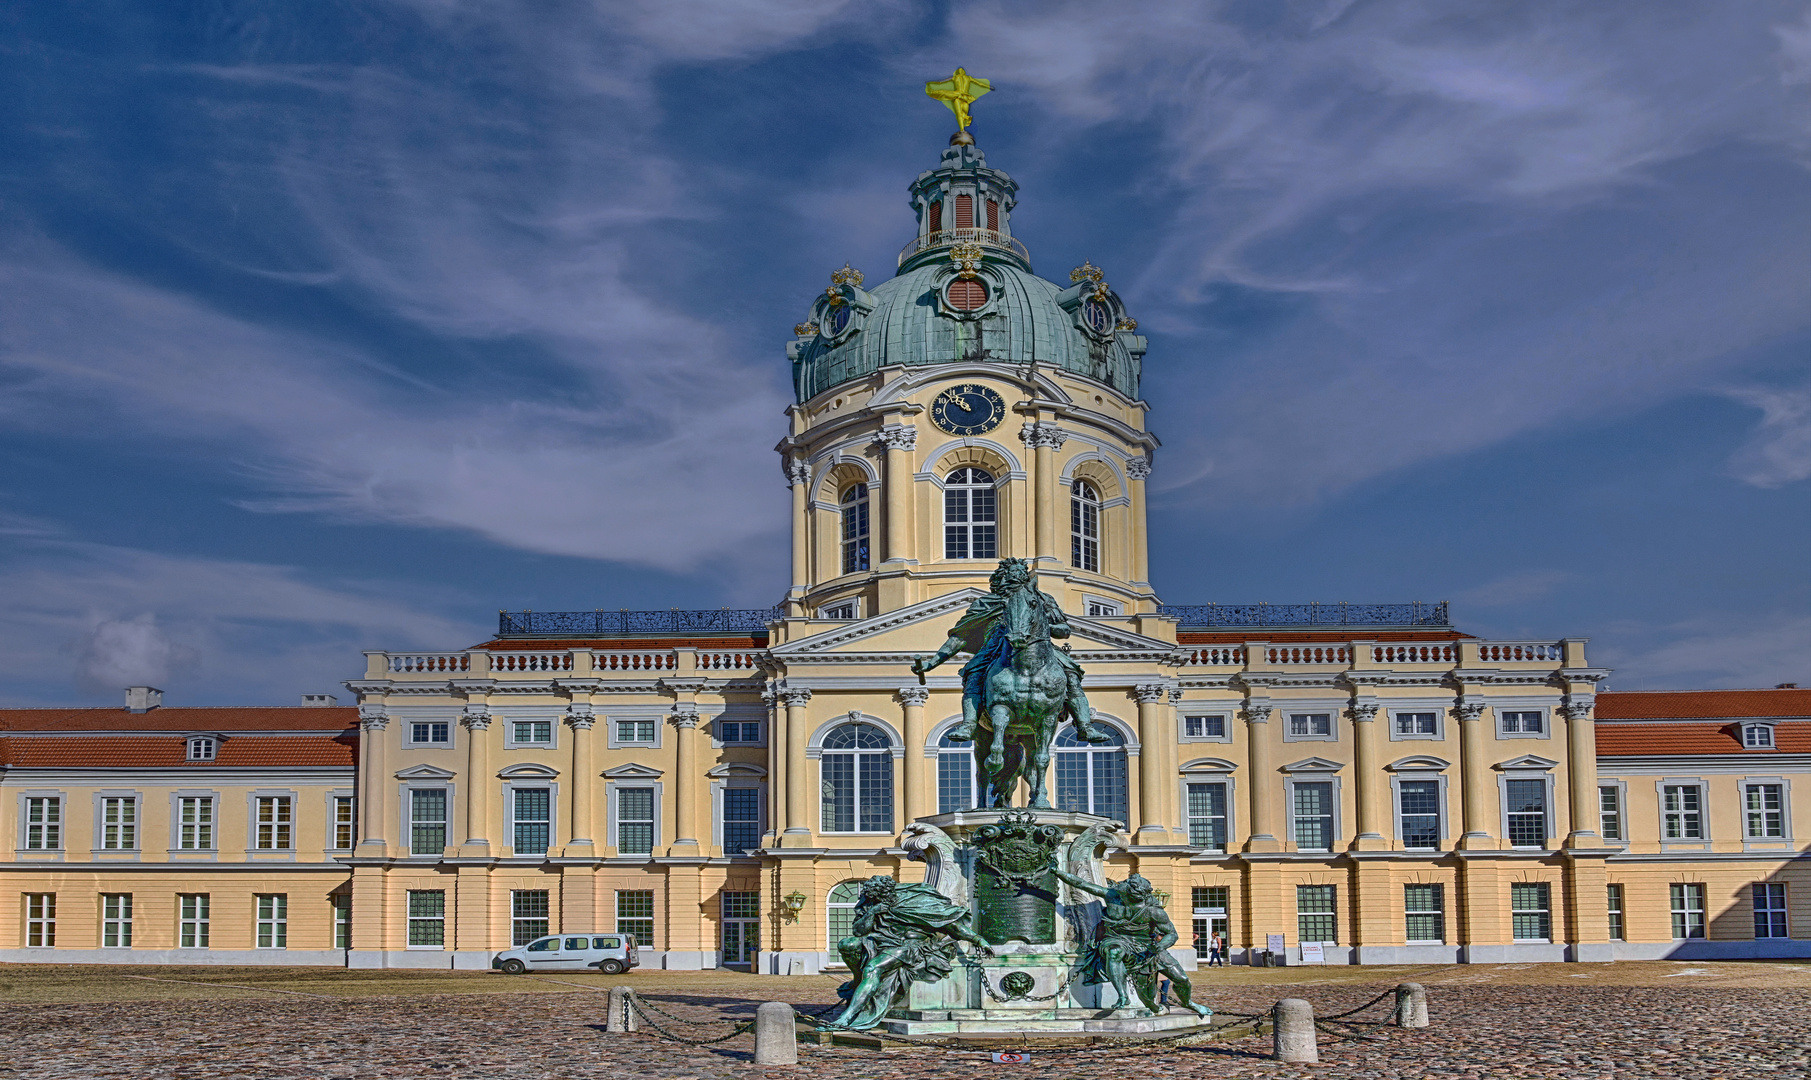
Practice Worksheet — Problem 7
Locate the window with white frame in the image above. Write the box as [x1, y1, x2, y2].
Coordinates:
[1510, 882, 1550, 941]
[1296, 884, 1336, 944]
[408, 890, 446, 946]
[24, 797, 60, 850]
[616, 890, 654, 947]
[1186, 782, 1228, 851]
[820, 600, 858, 620]
[1500, 710, 1544, 734]
[938, 730, 977, 813]
[409, 789, 447, 855]
[1070, 480, 1100, 572]
[1292, 782, 1335, 850]
[186, 737, 216, 761]
[1670, 882, 1706, 939]
[1395, 712, 1437, 736]
[821, 723, 894, 833]
[1662, 784, 1704, 840]
[179, 894, 209, 948]
[616, 718, 656, 744]
[256, 894, 287, 948]
[826, 881, 861, 950]
[722, 788, 761, 854]
[512, 720, 553, 745]
[512, 788, 551, 855]
[1743, 724, 1774, 748]
[1398, 780, 1440, 849]
[1084, 598, 1121, 617]
[1753, 883, 1789, 939]
[1598, 786, 1622, 841]
[1183, 715, 1226, 740]
[841, 483, 871, 574]
[255, 796, 293, 850]
[332, 796, 355, 850]
[718, 719, 761, 743]
[24, 894, 54, 947]
[1606, 884, 1625, 941]
[101, 893, 132, 948]
[616, 788, 655, 854]
[1504, 779, 1547, 847]
[512, 890, 549, 946]
[333, 895, 351, 949]
[1404, 884, 1444, 942]
[410, 721, 450, 745]
[1745, 783, 1785, 838]
[943, 468, 997, 560]
[179, 796, 214, 850]
[100, 797, 136, 850]
[1054, 727, 1128, 822]
[1289, 713, 1333, 738]
[1191, 886, 1230, 958]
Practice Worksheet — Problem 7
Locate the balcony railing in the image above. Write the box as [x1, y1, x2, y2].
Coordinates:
[1158, 602, 1449, 628]
[897, 228, 1030, 268]
[498, 608, 782, 636]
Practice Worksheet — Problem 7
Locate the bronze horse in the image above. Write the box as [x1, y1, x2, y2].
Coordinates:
[972, 579, 1076, 808]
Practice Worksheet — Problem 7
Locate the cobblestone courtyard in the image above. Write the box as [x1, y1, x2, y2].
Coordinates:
[2, 961, 1806, 1079]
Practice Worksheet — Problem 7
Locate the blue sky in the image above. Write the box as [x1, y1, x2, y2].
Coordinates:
[1, 0, 1806, 705]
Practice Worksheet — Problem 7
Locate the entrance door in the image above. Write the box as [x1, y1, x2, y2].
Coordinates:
[720, 891, 759, 966]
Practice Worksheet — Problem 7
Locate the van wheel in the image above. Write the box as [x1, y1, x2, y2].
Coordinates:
[598, 959, 626, 975]
[500, 959, 526, 975]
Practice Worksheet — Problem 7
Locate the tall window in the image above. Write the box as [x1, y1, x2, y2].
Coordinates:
[943, 468, 997, 560]
[1296, 885, 1336, 945]
[937, 731, 977, 813]
[408, 890, 446, 947]
[256, 894, 288, 949]
[333, 797, 356, 850]
[1191, 886, 1229, 958]
[616, 890, 654, 948]
[179, 894, 209, 948]
[1500, 710, 1544, 734]
[1754, 883, 1789, 939]
[928, 200, 942, 232]
[1745, 784, 1785, 838]
[1670, 882, 1706, 939]
[101, 894, 133, 948]
[1404, 884, 1444, 942]
[1599, 786, 1622, 841]
[1504, 779, 1547, 846]
[409, 790, 447, 855]
[721, 891, 760, 966]
[512, 890, 550, 946]
[256, 796, 293, 850]
[333, 895, 351, 949]
[101, 798, 137, 850]
[1289, 713, 1333, 737]
[1511, 883, 1551, 941]
[24, 798, 60, 850]
[617, 788, 655, 854]
[954, 192, 973, 229]
[1054, 727, 1128, 822]
[827, 881, 862, 950]
[1186, 782, 1228, 851]
[821, 723, 894, 833]
[722, 788, 761, 854]
[513, 720, 553, 745]
[841, 483, 870, 575]
[1606, 884, 1625, 941]
[179, 797, 214, 850]
[1395, 712, 1437, 736]
[24, 894, 55, 947]
[1399, 780, 1440, 849]
[1292, 782, 1335, 851]
[513, 788, 551, 855]
[1662, 785, 1704, 840]
[1070, 480, 1100, 572]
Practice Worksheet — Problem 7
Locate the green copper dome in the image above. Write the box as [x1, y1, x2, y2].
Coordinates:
[788, 141, 1147, 404]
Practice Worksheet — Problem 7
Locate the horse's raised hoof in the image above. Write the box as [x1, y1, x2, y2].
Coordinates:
[944, 723, 976, 741]
[1073, 723, 1115, 744]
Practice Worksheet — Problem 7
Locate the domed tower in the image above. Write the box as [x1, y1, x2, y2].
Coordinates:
[777, 135, 1160, 625]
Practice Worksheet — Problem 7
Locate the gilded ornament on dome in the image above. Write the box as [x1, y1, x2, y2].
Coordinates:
[1115, 317, 1138, 332]
[949, 241, 984, 280]
[794, 320, 819, 337]
[831, 263, 865, 288]
[925, 67, 992, 132]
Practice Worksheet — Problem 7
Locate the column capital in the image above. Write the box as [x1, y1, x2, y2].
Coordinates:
[1019, 421, 1069, 449]
[1132, 683, 1169, 705]
[784, 458, 811, 486]
[670, 704, 700, 729]
[565, 702, 596, 729]
[1243, 703, 1273, 724]
[1348, 702, 1381, 723]
[1125, 456, 1153, 480]
[1561, 699, 1595, 721]
[358, 704, 389, 731]
[897, 685, 930, 707]
[777, 687, 813, 707]
[1454, 701, 1487, 723]
[460, 703, 491, 730]
[876, 425, 918, 452]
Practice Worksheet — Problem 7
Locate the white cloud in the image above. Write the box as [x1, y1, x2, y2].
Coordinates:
[1725, 385, 1811, 488]
[74, 615, 200, 695]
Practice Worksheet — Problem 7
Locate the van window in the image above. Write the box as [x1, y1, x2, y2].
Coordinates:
[564, 937, 587, 951]
[592, 937, 620, 950]
[526, 937, 558, 952]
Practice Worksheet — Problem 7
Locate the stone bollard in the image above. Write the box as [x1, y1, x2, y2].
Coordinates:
[606, 985, 638, 1033]
[753, 1002, 798, 1066]
[1272, 998, 1317, 1063]
[1395, 982, 1428, 1029]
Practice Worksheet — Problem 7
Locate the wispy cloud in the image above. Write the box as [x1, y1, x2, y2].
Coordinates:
[1724, 385, 1811, 488]
[1599, 612, 1811, 692]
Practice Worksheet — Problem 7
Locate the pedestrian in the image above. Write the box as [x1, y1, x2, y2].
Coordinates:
[1209, 931, 1226, 967]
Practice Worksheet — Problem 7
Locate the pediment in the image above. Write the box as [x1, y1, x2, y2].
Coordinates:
[706, 763, 768, 778]
[770, 588, 1176, 659]
[602, 763, 664, 779]
[1387, 755, 1451, 772]
[1180, 757, 1238, 773]
[1280, 756, 1345, 773]
[498, 763, 560, 779]
[395, 764, 456, 780]
[1495, 754, 1560, 771]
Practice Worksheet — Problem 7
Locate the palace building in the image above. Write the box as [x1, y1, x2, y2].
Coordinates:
[1, 134, 1805, 968]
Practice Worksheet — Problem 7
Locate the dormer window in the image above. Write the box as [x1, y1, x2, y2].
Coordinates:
[1742, 724, 1774, 748]
[186, 737, 216, 762]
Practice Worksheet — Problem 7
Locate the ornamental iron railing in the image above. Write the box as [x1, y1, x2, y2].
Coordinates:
[897, 227, 1031, 268]
[498, 608, 782, 636]
[1157, 601, 1449, 628]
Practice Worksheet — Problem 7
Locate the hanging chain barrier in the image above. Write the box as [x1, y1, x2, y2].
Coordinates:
[624, 991, 757, 1046]
[954, 950, 1082, 1005]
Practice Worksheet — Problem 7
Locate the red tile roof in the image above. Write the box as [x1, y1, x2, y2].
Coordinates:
[1595, 689, 1811, 721]
[0, 733, 357, 768]
[0, 706, 357, 733]
[1595, 721, 1811, 756]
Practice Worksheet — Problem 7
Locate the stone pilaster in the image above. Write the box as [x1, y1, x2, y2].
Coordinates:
[459, 705, 491, 855]
[357, 705, 389, 853]
[899, 686, 931, 822]
[785, 458, 811, 615]
[1455, 701, 1496, 850]
[1125, 456, 1152, 593]
[1243, 702, 1280, 852]
[670, 704, 701, 853]
[1133, 683, 1170, 839]
[779, 687, 813, 844]
[564, 703, 596, 852]
[1349, 702, 1387, 851]
[1562, 698, 1600, 848]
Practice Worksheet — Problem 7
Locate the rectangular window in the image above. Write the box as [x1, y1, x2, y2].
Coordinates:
[1191, 886, 1229, 958]
[943, 476, 997, 561]
[1744, 724, 1774, 747]
[24, 798, 61, 850]
[1670, 882, 1706, 939]
[1289, 713, 1332, 737]
[333, 797, 356, 850]
[1606, 884, 1625, 941]
[1404, 884, 1444, 942]
[511, 890, 549, 946]
[179, 797, 215, 850]
[101, 893, 133, 948]
[101, 797, 137, 850]
[512, 788, 551, 855]
[1598, 786, 1622, 841]
[616, 719, 656, 743]
[409, 789, 447, 856]
[411, 722, 450, 744]
[1395, 712, 1437, 736]
[617, 788, 655, 855]
[616, 890, 654, 948]
[841, 489, 870, 574]
[179, 894, 210, 949]
[333, 894, 351, 949]
[1398, 780, 1441, 849]
[721, 891, 759, 966]
[986, 198, 998, 232]
[722, 788, 761, 855]
[408, 890, 446, 947]
[1505, 778, 1547, 847]
[256, 894, 287, 949]
[1296, 884, 1336, 945]
[1501, 710, 1543, 734]
[1662, 785, 1704, 840]
[938, 739, 975, 814]
[1183, 715, 1225, 739]
[24, 894, 54, 947]
[1070, 490, 1099, 572]
[513, 720, 553, 745]
[1186, 782, 1228, 851]
[928, 200, 942, 233]
[1753, 883, 1789, 939]
[719, 721, 761, 743]
[1511, 882, 1551, 941]
[187, 737, 216, 761]
[255, 796, 293, 850]
[821, 602, 857, 620]
[1292, 782, 1334, 850]
[1744, 784, 1785, 839]
[954, 192, 973, 229]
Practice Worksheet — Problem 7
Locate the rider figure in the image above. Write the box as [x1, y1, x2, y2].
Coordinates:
[913, 558, 1112, 746]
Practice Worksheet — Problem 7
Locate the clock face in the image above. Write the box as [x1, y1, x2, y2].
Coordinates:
[1082, 298, 1113, 336]
[930, 383, 1007, 437]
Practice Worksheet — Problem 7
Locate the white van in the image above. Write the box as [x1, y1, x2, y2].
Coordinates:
[492, 933, 639, 975]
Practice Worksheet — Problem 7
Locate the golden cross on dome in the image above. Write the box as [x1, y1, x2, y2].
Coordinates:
[925, 67, 992, 131]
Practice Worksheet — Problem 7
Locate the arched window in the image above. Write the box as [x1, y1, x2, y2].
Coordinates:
[1071, 480, 1100, 572]
[937, 730, 978, 813]
[944, 468, 997, 560]
[1054, 726, 1128, 822]
[841, 483, 870, 575]
[928, 200, 943, 233]
[821, 723, 893, 833]
[955, 193, 974, 229]
[826, 880, 862, 950]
